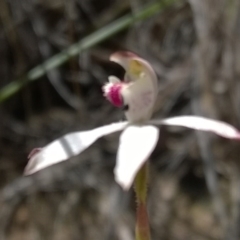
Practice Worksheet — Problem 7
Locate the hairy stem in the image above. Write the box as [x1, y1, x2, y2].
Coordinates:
[134, 163, 151, 240]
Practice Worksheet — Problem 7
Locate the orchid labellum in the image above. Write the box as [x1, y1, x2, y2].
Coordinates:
[25, 51, 240, 190]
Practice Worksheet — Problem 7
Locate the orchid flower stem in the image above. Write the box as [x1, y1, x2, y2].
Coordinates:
[134, 162, 151, 240]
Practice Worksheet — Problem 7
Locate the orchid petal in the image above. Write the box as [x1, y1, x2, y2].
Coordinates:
[149, 116, 240, 139]
[110, 51, 138, 69]
[110, 51, 158, 90]
[110, 51, 159, 122]
[25, 121, 128, 175]
[115, 125, 159, 190]
[121, 79, 156, 122]
[108, 76, 121, 83]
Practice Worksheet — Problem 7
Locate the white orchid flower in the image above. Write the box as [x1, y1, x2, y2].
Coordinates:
[25, 51, 240, 190]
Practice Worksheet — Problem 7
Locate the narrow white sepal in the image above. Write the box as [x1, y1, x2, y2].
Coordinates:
[25, 121, 128, 175]
[114, 125, 159, 190]
[149, 116, 240, 139]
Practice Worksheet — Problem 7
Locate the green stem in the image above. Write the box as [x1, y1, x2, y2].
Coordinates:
[134, 163, 151, 240]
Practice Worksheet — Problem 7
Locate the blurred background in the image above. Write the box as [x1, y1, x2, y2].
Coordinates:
[1, 0, 240, 239]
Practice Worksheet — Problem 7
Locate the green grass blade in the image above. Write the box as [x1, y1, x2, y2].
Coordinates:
[0, 0, 177, 103]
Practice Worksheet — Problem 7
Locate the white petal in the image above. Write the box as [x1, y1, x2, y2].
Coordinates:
[115, 125, 159, 190]
[110, 51, 138, 70]
[110, 51, 158, 90]
[25, 121, 128, 175]
[108, 76, 121, 83]
[121, 78, 156, 123]
[109, 51, 159, 123]
[149, 116, 240, 139]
